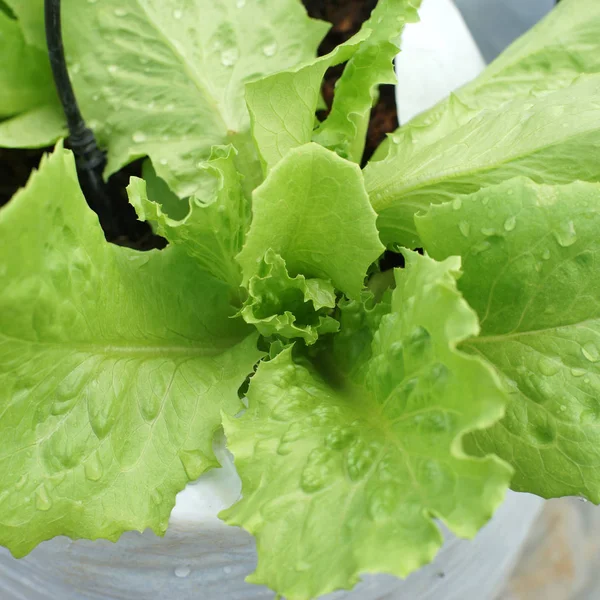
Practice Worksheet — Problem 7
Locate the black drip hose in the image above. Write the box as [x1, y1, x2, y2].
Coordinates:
[44, 0, 118, 238]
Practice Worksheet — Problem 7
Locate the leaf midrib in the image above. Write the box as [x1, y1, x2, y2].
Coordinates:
[369, 109, 600, 214]
[0, 332, 235, 357]
[136, 1, 229, 133]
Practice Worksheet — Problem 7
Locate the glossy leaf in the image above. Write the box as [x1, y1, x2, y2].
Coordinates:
[222, 251, 511, 600]
[417, 177, 600, 501]
[367, 74, 600, 248]
[237, 143, 384, 300]
[0, 145, 260, 557]
[128, 144, 248, 289]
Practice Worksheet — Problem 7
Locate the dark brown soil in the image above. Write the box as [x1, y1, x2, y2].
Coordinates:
[302, 0, 398, 164]
[0, 0, 397, 208]
[0, 147, 50, 208]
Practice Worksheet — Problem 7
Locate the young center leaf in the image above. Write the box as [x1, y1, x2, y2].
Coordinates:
[417, 177, 600, 501]
[246, 0, 420, 171]
[240, 250, 339, 345]
[236, 143, 384, 300]
[367, 73, 600, 248]
[0, 145, 261, 557]
[222, 251, 512, 600]
[128, 145, 248, 290]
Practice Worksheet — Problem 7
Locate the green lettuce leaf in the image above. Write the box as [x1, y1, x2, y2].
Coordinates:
[0, 144, 261, 557]
[4, 0, 328, 195]
[0, 104, 66, 149]
[246, 0, 420, 171]
[237, 143, 384, 300]
[367, 73, 600, 248]
[0, 10, 56, 118]
[222, 251, 512, 600]
[372, 0, 600, 161]
[128, 145, 248, 290]
[240, 250, 338, 345]
[416, 177, 600, 501]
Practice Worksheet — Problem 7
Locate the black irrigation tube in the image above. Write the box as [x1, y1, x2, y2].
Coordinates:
[45, 0, 119, 238]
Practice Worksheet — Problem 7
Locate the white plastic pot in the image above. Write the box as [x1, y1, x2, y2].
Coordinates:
[0, 1, 544, 598]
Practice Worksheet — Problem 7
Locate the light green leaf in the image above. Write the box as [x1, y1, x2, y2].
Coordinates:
[64, 0, 328, 197]
[237, 143, 384, 300]
[367, 73, 600, 248]
[3, 0, 44, 50]
[128, 145, 248, 290]
[0, 104, 66, 149]
[240, 250, 338, 345]
[372, 0, 600, 161]
[222, 251, 511, 600]
[0, 144, 261, 557]
[417, 177, 600, 501]
[5, 0, 327, 194]
[0, 10, 57, 118]
[246, 0, 419, 170]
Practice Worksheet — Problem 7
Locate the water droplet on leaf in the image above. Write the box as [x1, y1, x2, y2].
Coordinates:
[582, 342, 600, 363]
[35, 485, 52, 512]
[554, 221, 577, 247]
[262, 42, 278, 57]
[538, 357, 560, 377]
[84, 452, 103, 482]
[503, 216, 516, 232]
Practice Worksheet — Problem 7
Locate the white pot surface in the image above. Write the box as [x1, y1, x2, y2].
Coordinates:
[0, 2, 545, 598]
[0, 439, 543, 600]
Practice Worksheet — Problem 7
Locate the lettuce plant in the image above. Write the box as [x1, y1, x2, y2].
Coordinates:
[1, 0, 600, 598]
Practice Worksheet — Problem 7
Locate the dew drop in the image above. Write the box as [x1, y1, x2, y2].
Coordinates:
[554, 220, 577, 247]
[503, 216, 517, 232]
[538, 357, 560, 377]
[452, 198, 462, 211]
[582, 342, 600, 363]
[559, 404, 567, 412]
[107, 64, 118, 74]
[84, 453, 103, 482]
[15, 474, 28, 491]
[571, 368, 586, 377]
[173, 9, 183, 19]
[132, 132, 147, 143]
[472, 240, 491, 255]
[159, 158, 168, 166]
[262, 42, 278, 57]
[151, 489, 163, 504]
[458, 221, 470, 237]
[480, 227, 495, 236]
[223, 566, 233, 575]
[542, 249, 551, 260]
[579, 497, 589, 503]
[174, 566, 191, 578]
[35, 485, 52, 512]
[220, 48, 239, 67]
[236, 0, 246, 6]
